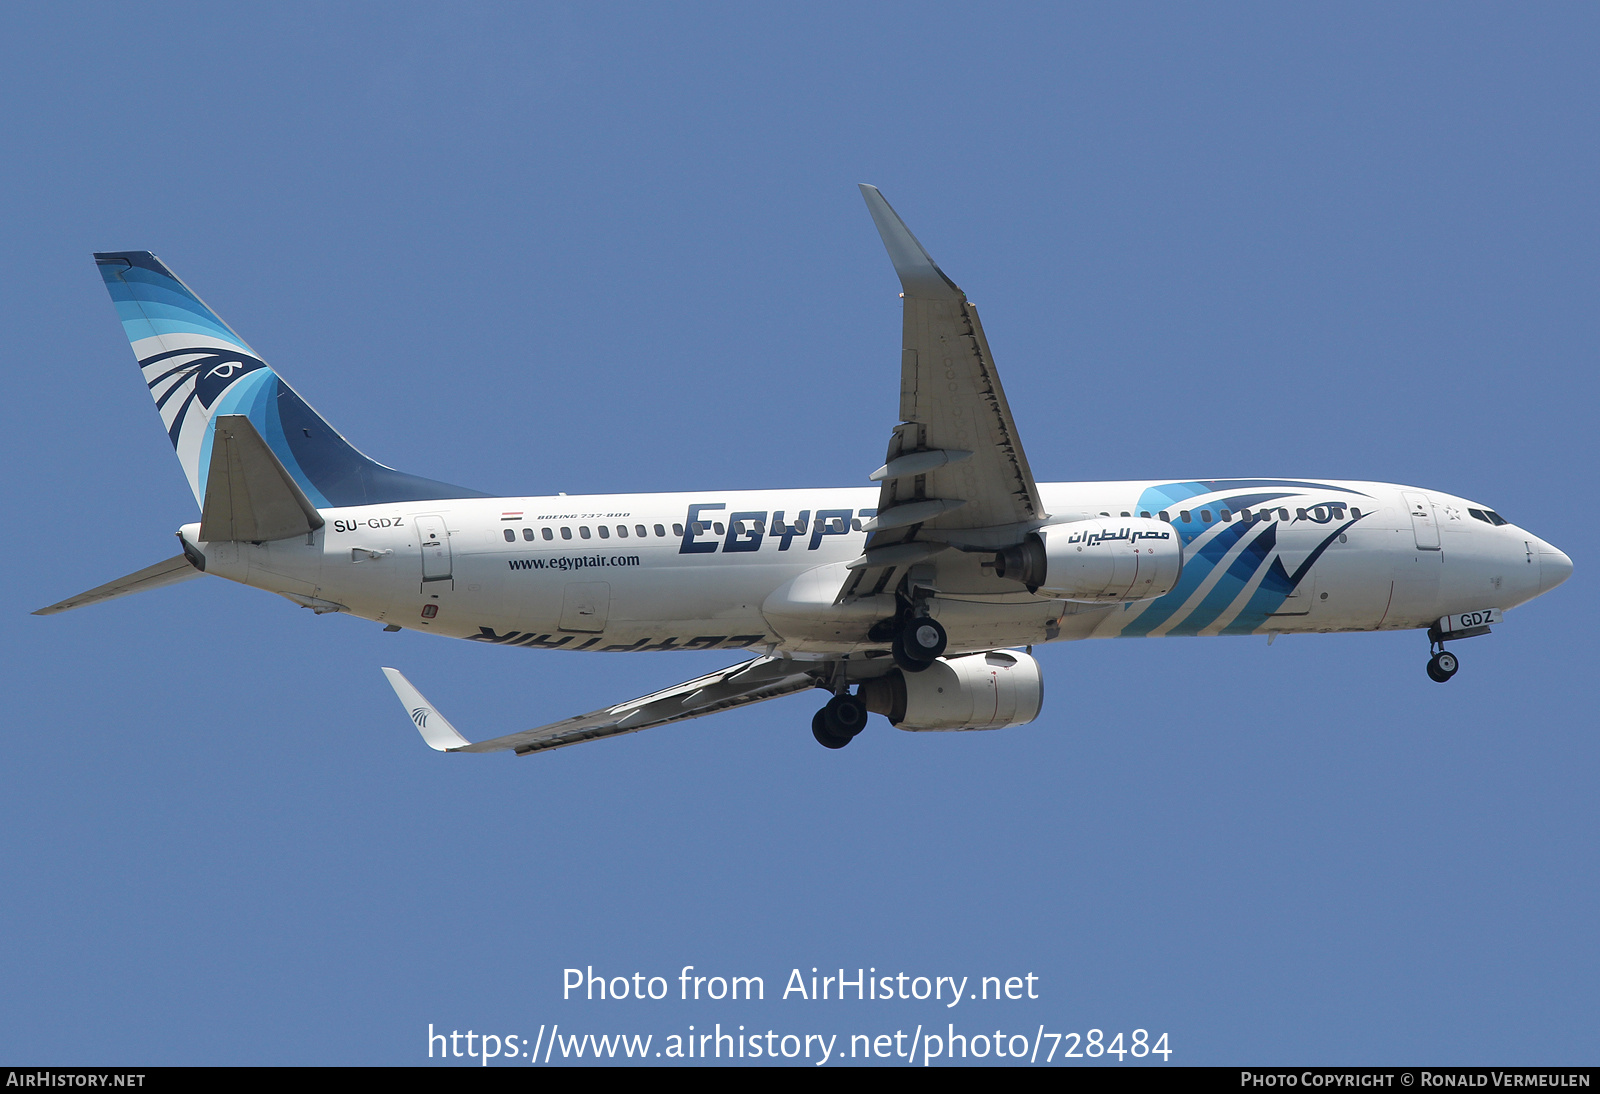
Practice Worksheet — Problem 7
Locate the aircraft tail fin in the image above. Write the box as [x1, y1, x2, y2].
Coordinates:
[95, 251, 492, 511]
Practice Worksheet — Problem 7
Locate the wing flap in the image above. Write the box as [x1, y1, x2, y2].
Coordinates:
[892, 295, 1044, 530]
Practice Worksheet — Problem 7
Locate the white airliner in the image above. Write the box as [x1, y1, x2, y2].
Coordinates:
[39, 186, 1572, 753]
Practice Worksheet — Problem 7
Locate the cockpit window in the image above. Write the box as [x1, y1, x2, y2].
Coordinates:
[1486, 510, 1508, 526]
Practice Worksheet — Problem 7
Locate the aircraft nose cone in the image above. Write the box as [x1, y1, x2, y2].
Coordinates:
[1538, 541, 1573, 594]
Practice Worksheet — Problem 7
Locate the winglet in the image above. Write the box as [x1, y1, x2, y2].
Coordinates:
[382, 668, 473, 751]
[858, 184, 964, 301]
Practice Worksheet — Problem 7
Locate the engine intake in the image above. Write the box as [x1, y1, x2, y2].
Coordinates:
[859, 650, 1043, 731]
[992, 518, 1183, 602]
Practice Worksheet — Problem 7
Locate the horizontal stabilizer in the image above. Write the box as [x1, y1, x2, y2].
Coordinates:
[33, 554, 201, 615]
[383, 657, 819, 756]
[199, 415, 325, 542]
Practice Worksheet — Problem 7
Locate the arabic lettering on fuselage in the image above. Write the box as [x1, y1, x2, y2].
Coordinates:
[1065, 526, 1173, 547]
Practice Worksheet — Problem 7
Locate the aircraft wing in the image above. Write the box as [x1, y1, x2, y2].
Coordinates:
[382, 656, 821, 756]
[841, 186, 1048, 600]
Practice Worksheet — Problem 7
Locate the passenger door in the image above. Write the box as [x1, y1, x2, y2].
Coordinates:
[1402, 492, 1441, 550]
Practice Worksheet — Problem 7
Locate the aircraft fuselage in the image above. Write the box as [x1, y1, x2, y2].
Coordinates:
[184, 477, 1569, 659]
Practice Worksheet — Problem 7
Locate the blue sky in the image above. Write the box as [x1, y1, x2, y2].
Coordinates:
[2, 3, 1595, 1065]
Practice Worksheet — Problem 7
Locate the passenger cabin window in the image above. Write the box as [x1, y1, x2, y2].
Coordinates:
[1296, 508, 1308, 520]
[1278, 508, 1290, 521]
[1200, 510, 1213, 523]
[851, 518, 863, 531]
[561, 527, 572, 540]
[1159, 511, 1170, 522]
[1220, 509, 1232, 521]
[503, 529, 515, 542]
[1180, 511, 1191, 523]
[598, 526, 610, 539]
[542, 528, 553, 541]
[636, 525, 648, 538]
[1350, 508, 1363, 520]
[580, 526, 591, 539]
[1121, 512, 1130, 518]
[523, 528, 535, 541]
[1330, 505, 1346, 519]
[616, 525, 627, 538]
[713, 522, 725, 535]
[1140, 511, 1152, 518]
[656, 524, 667, 537]
[672, 524, 684, 536]
[1312, 507, 1327, 521]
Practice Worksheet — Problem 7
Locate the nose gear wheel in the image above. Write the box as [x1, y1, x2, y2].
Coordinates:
[1426, 650, 1459, 683]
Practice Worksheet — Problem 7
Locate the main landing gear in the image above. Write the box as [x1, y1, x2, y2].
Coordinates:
[1426, 649, 1459, 683]
[892, 616, 947, 673]
[815, 612, 950, 749]
[812, 693, 868, 749]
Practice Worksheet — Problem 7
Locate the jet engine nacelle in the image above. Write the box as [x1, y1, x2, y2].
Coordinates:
[992, 518, 1184, 603]
[859, 649, 1043, 731]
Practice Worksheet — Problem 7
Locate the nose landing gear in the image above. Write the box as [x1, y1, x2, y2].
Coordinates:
[812, 693, 869, 749]
[1426, 648, 1459, 683]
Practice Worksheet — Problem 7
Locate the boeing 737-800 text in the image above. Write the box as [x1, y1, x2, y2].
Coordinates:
[37, 186, 1573, 753]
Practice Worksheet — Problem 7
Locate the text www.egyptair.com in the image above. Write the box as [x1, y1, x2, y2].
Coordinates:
[506, 554, 640, 572]
[429, 1024, 1169, 1065]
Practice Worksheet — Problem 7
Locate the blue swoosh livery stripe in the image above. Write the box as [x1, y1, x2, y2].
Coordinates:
[1110, 482, 1372, 637]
